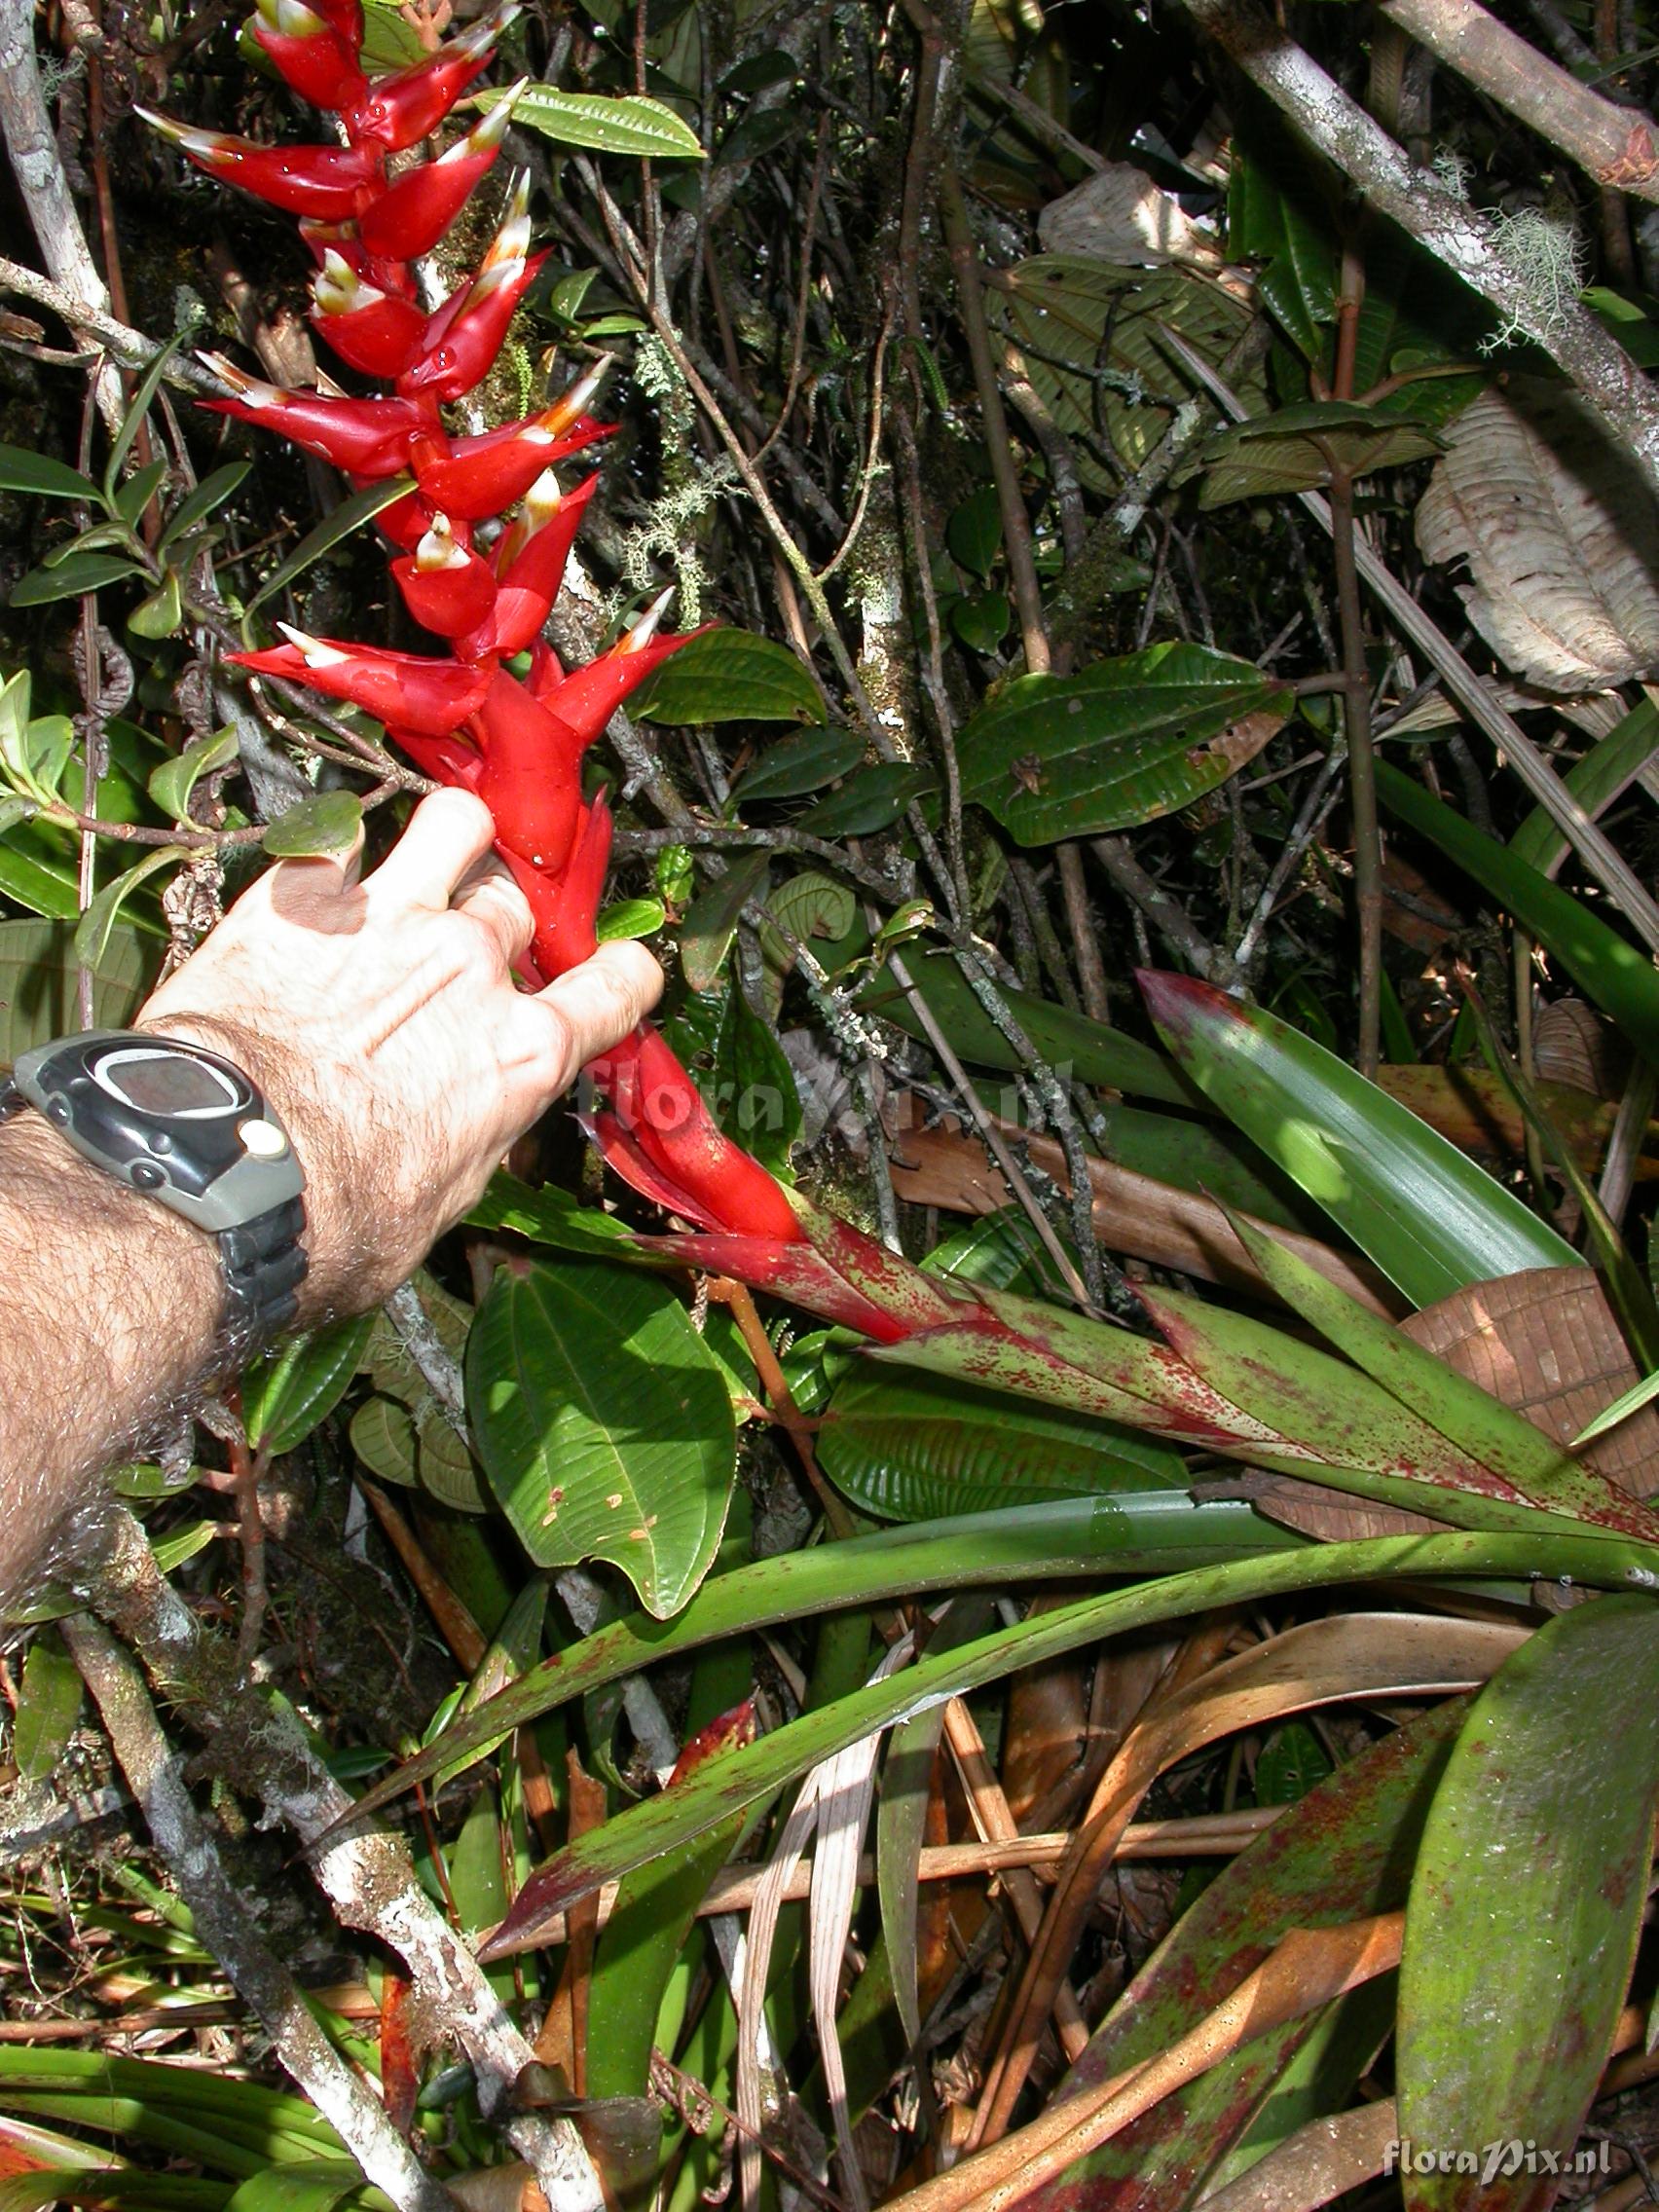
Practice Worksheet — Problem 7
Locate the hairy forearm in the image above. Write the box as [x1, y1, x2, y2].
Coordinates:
[0, 1114, 222, 1615]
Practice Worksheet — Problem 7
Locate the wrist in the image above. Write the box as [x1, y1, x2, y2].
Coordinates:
[128, 1010, 346, 1320]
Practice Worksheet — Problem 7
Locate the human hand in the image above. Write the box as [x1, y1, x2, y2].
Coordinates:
[135, 787, 661, 1316]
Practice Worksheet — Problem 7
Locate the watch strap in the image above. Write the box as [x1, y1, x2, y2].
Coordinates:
[218, 1197, 310, 1355]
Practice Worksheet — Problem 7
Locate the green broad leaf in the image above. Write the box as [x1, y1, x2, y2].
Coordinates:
[1228, 150, 1338, 363]
[0, 793, 38, 837]
[596, 894, 666, 942]
[245, 475, 415, 615]
[950, 588, 1013, 653]
[632, 630, 825, 725]
[126, 569, 183, 640]
[1398, 1596, 1659, 2210]
[545, 267, 600, 324]
[0, 833, 86, 922]
[719, 51, 798, 94]
[1378, 756, 1659, 1071]
[0, 917, 151, 1058]
[103, 334, 185, 503]
[1139, 969, 1581, 1307]
[1225, 1210, 1657, 1538]
[159, 461, 252, 552]
[512, 85, 706, 161]
[679, 850, 768, 994]
[342, 1493, 1302, 1824]
[765, 868, 856, 951]
[735, 727, 866, 802]
[73, 848, 186, 969]
[14, 1630, 83, 1784]
[957, 644, 1291, 846]
[148, 726, 240, 824]
[467, 1169, 642, 1257]
[45, 521, 140, 564]
[261, 792, 362, 859]
[10, 552, 144, 607]
[467, 1259, 735, 1619]
[819, 1367, 1184, 1520]
[479, 1530, 1655, 1955]
[1253, 1717, 1333, 1804]
[709, 980, 800, 1179]
[1183, 400, 1442, 508]
[797, 762, 936, 836]
[112, 459, 168, 533]
[946, 484, 1003, 578]
[986, 256, 1263, 491]
[1586, 283, 1659, 366]
[350, 1390, 488, 1513]
[241, 1314, 374, 1457]
[0, 445, 99, 502]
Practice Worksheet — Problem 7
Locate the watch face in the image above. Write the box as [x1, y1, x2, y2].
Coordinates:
[92, 1046, 243, 1120]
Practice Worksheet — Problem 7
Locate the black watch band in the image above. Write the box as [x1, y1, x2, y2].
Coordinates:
[0, 1031, 309, 1359]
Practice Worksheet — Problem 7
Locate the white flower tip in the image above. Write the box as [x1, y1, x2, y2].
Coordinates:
[276, 621, 345, 667]
[623, 585, 676, 652]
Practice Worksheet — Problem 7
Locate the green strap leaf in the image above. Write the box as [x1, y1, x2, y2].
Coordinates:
[1377, 756, 1659, 1072]
[483, 1530, 1659, 1956]
[0, 445, 100, 502]
[241, 1313, 374, 1457]
[1399, 1595, 1659, 2209]
[1139, 968, 1581, 1306]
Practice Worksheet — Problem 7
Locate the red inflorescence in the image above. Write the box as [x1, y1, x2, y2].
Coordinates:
[149, 0, 807, 1244]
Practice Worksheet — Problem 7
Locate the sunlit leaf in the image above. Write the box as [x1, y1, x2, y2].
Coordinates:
[1140, 969, 1581, 1305]
[241, 1314, 374, 1457]
[513, 85, 705, 161]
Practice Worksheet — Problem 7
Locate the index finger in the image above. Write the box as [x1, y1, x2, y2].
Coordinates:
[367, 788, 498, 912]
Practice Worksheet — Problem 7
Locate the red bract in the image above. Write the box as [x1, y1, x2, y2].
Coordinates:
[588, 1026, 805, 1245]
[250, 0, 367, 113]
[409, 400, 615, 518]
[398, 178, 548, 402]
[310, 251, 427, 378]
[469, 670, 585, 874]
[232, 627, 493, 737]
[390, 515, 498, 640]
[354, 84, 523, 259]
[502, 792, 612, 977]
[138, 110, 380, 217]
[344, 5, 517, 150]
[537, 595, 710, 746]
[464, 469, 600, 658]
[199, 352, 432, 474]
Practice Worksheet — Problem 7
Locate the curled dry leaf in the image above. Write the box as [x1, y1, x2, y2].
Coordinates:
[1415, 377, 1659, 691]
[1038, 162, 1224, 271]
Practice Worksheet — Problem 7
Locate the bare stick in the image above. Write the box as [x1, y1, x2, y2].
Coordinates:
[0, 1, 121, 426]
[62, 1612, 461, 2212]
[1382, 0, 1659, 203]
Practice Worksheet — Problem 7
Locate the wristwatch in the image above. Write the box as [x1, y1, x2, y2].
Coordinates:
[0, 1029, 309, 1357]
